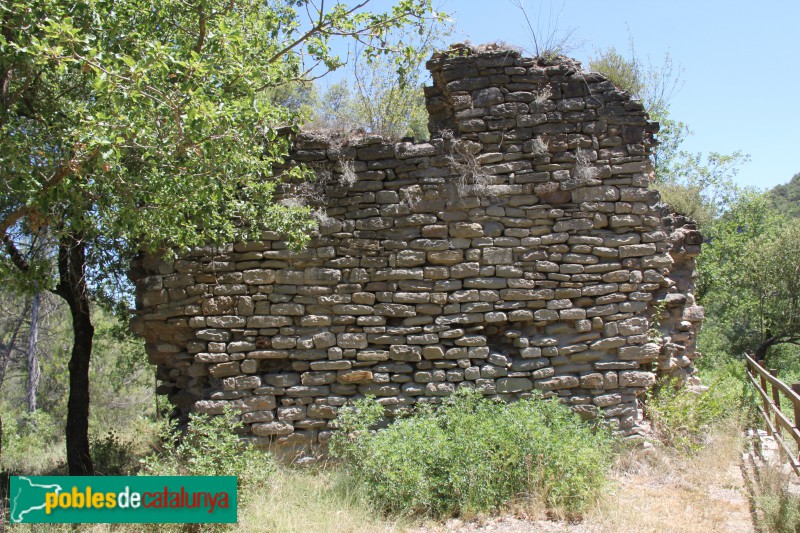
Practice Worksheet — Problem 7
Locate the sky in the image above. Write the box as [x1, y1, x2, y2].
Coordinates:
[348, 0, 800, 190]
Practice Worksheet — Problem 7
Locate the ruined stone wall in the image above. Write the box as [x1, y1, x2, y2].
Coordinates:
[130, 44, 704, 452]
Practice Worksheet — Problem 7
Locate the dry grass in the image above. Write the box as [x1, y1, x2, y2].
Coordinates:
[751, 462, 800, 532]
[4, 466, 407, 533]
[585, 421, 753, 533]
[4, 425, 756, 533]
[446, 140, 495, 199]
[238, 467, 411, 533]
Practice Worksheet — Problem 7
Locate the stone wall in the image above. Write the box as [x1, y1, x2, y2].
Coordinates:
[130, 44, 704, 453]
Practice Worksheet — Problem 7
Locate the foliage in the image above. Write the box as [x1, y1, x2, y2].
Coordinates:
[645, 361, 750, 453]
[653, 151, 747, 228]
[0, 301, 152, 427]
[697, 192, 800, 360]
[1, 0, 442, 272]
[589, 43, 747, 229]
[0, 290, 67, 400]
[310, 15, 451, 140]
[588, 43, 680, 121]
[0, 298, 153, 477]
[0, 408, 64, 475]
[0, 0, 440, 473]
[140, 408, 274, 489]
[769, 171, 800, 219]
[740, 222, 800, 355]
[86, 306, 154, 429]
[330, 388, 615, 520]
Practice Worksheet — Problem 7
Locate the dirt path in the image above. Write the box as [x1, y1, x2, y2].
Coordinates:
[414, 426, 754, 533]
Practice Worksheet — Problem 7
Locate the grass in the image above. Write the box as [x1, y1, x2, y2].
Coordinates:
[3, 465, 407, 533]
[586, 420, 753, 533]
[751, 463, 800, 533]
[238, 467, 409, 533]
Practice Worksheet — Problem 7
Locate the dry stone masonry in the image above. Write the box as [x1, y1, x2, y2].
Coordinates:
[130, 44, 705, 453]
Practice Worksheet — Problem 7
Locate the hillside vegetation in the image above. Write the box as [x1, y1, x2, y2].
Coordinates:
[769, 172, 800, 219]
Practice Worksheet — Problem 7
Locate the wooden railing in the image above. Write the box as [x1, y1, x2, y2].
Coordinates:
[744, 352, 800, 475]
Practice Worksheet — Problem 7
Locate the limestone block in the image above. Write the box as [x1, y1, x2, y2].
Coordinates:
[252, 421, 294, 436]
[337, 370, 374, 384]
[497, 377, 533, 393]
[337, 333, 368, 349]
[536, 375, 579, 390]
[618, 370, 656, 388]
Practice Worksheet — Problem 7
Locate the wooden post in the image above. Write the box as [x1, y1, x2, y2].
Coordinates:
[771, 369, 781, 437]
[760, 361, 772, 436]
[793, 383, 800, 464]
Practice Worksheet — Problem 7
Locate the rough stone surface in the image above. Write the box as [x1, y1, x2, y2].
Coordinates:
[130, 44, 704, 453]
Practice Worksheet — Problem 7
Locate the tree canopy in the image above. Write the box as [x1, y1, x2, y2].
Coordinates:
[697, 192, 800, 362]
[769, 172, 800, 219]
[1, 0, 441, 474]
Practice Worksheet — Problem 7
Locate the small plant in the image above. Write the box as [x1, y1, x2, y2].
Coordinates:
[645, 361, 747, 453]
[447, 140, 496, 199]
[91, 430, 137, 475]
[573, 147, 597, 182]
[311, 207, 333, 226]
[647, 299, 669, 342]
[509, 0, 575, 60]
[753, 463, 800, 532]
[140, 408, 274, 490]
[331, 388, 615, 519]
[533, 86, 552, 106]
[338, 159, 358, 187]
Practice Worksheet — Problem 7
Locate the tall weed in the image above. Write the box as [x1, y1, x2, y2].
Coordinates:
[753, 464, 800, 532]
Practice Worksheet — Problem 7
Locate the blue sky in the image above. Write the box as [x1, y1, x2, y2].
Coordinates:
[347, 0, 800, 190]
[445, 0, 800, 190]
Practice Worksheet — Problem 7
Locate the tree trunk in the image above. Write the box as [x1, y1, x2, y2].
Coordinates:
[26, 291, 40, 412]
[755, 341, 771, 362]
[755, 335, 783, 363]
[55, 233, 95, 476]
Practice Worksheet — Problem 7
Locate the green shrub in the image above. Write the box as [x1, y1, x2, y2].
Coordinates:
[646, 360, 749, 453]
[140, 409, 274, 491]
[91, 430, 138, 476]
[1, 409, 65, 475]
[330, 388, 615, 520]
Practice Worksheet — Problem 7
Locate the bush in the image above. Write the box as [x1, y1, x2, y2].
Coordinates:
[140, 409, 274, 491]
[91, 430, 138, 476]
[646, 360, 750, 453]
[330, 388, 615, 520]
[1, 409, 65, 475]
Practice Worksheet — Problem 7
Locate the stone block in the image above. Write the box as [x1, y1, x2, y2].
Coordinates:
[497, 377, 533, 393]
